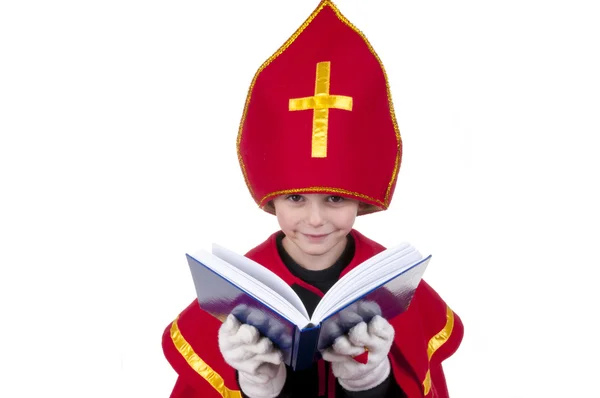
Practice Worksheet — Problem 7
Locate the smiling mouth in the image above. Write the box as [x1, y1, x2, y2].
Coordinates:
[304, 233, 330, 239]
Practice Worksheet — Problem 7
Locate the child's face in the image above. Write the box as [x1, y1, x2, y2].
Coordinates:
[272, 194, 360, 257]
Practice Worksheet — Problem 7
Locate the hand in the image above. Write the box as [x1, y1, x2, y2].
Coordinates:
[321, 315, 394, 392]
[218, 314, 286, 398]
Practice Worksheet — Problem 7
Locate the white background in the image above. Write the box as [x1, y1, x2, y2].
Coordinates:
[1, 1, 599, 397]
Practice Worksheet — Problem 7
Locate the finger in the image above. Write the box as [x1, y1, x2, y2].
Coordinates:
[246, 311, 269, 330]
[245, 335, 275, 355]
[254, 348, 283, 366]
[220, 314, 241, 336]
[357, 301, 382, 319]
[348, 316, 394, 353]
[368, 315, 395, 341]
[218, 315, 244, 351]
[347, 321, 372, 347]
[321, 347, 352, 363]
[231, 304, 249, 319]
[226, 347, 281, 370]
[332, 333, 364, 357]
[223, 345, 261, 363]
[323, 320, 343, 336]
[267, 317, 284, 338]
[339, 305, 363, 327]
[226, 323, 260, 347]
[279, 334, 293, 349]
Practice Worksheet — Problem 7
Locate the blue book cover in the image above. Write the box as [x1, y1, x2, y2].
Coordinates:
[186, 244, 430, 371]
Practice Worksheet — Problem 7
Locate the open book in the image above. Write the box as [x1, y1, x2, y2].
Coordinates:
[186, 242, 430, 370]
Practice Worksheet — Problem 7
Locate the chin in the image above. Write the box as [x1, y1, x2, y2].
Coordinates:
[299, 245, 333, 256]
[300, 238, 344, 255]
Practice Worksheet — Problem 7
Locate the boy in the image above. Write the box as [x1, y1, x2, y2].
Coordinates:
[162, 1, 463, 397]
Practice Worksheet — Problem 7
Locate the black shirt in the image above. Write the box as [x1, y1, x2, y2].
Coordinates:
[276, 231, 355, 316]
[239, 232, 406, 398]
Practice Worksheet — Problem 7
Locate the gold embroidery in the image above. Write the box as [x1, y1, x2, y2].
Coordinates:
[427, 306, 455, 360]
[289, 61, 353, 158]
[422, 370, 432, 396]
[422, 306, 455, 395]
[170, 318, 241, 398]
[237, 0, 401, 208]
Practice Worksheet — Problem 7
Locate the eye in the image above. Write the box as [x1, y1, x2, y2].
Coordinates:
[328, 195, 344, 203]
[287, 194, 303, 202]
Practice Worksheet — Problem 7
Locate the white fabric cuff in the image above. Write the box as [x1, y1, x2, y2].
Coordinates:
[338, 357, 391, 392]
[239, 362, 287, 398]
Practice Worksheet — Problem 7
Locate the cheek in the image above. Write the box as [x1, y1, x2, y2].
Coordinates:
[276, 213, 296, 231]
[335, 211, 357, 230]
[343, 217, 356, 229]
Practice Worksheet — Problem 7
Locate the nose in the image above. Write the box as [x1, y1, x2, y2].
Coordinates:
[306, 201, 325, 227]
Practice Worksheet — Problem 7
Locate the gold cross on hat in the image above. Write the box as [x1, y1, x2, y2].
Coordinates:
[289, 61, 353, 158]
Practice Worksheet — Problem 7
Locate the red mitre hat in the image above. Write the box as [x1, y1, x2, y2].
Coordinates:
[237, 0, 401, 215]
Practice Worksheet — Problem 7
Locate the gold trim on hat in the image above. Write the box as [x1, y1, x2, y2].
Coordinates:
[237, 0, 401, 212]
[261, 186, 386, 208]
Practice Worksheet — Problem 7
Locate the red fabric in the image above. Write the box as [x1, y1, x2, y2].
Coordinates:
[352, 349, 369, 365]
[169, 376, 204, 398]
[318, 359, 326, 396]
[162, 302, 239, 398]
[238, 1, 401, 213]
[162, 230, 463, 397]
[327, 365, 336, 397]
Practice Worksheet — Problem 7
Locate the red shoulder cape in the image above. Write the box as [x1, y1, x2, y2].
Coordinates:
[162, 230, 463, 397]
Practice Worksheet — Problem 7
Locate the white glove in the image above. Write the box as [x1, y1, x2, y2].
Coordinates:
[321, 315, 394, 392]
[218, 314, 286, 398]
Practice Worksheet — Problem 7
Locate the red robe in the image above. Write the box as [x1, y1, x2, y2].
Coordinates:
[162, 230, 464, 397]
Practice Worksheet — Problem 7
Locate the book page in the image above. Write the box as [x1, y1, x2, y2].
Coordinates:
[313, 243, 411, 317]
[189, 250, 310, 327]
[314, 257, 430, 353]
[212, 243, 309, 320]
[313, 246, 417, 319]
[310, 243, 423, 322]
